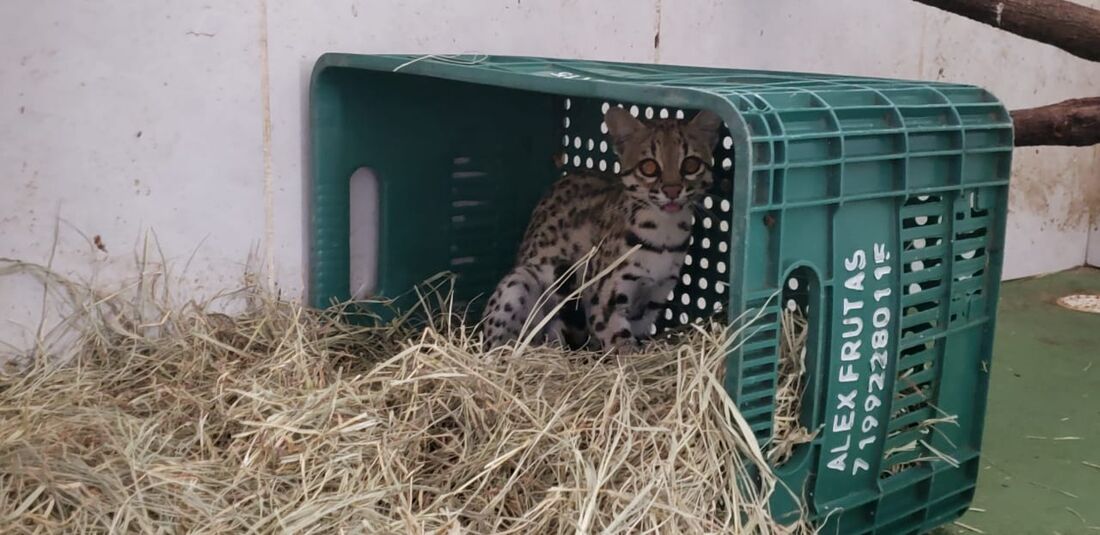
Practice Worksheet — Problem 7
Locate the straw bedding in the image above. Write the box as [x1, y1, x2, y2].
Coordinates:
[768, 309, 815, 466]
[0, 260, 815, 534]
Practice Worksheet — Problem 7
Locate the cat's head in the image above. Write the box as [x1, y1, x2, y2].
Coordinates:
[604, 107, 723, 213]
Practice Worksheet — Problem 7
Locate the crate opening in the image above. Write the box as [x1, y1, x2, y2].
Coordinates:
[333, 86, 743, 334]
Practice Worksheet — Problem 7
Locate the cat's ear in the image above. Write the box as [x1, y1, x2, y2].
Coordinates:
[687, 109, 723, 149]
[604, 107, 645, 154]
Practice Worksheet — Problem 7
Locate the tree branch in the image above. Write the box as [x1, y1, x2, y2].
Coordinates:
[1011, 97, 1100, 146]
[914, 0, 1100, 62]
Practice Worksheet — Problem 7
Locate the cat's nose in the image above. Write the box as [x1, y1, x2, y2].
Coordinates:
[662, 185, 682, 199]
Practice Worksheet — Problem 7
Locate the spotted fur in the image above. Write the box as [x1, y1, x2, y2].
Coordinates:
[482, 107, 722, 351]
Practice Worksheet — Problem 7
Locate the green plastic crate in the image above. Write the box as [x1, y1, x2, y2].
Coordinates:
[309, 54, 1013, 534]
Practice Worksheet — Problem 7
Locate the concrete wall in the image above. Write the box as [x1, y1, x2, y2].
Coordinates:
[3, 0, 1100, 349]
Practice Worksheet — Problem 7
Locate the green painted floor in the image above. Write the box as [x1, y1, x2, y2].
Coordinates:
[934, 267, 1100, 535]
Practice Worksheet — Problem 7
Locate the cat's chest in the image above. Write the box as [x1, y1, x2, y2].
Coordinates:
[627, 209, 691, 250]
[625, 217, 691, 279]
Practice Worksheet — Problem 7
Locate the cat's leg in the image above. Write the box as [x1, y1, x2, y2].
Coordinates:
[482, 265, 545, 348]
[589, 274, 643, 352]
[482, 264, 565, 348]
[627, 274, 678, 338]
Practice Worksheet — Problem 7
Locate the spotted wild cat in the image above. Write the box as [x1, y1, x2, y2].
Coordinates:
[481, 106, 722, 351]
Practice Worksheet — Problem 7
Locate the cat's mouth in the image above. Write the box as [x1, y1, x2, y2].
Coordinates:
[660, 201, 683, 213]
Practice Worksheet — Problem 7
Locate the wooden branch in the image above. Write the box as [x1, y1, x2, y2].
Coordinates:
[1011, 97, 1100, 146]
[914, 0, 1100, 62]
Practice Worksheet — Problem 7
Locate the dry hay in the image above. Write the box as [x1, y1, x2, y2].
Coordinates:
[0, 259, 817, 534]
[767, 309, 815, 466]
[881, 368, 960, 477]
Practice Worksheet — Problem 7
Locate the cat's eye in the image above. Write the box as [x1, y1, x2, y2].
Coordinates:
[638, 159, 661, 178]
[681, 156, 704, 176]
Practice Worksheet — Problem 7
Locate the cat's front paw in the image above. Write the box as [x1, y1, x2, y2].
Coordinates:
[608, 335, 641, 354]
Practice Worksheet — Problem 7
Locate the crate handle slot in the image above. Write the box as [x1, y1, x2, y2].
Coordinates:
[349, 167, 380, 299]
[771, 264, 823, 475]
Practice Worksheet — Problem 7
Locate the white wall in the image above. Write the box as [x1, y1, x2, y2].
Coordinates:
[0, 0, 268, 352]
[3, 0, 1100, 349]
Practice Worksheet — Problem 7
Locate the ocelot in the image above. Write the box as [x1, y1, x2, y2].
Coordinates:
[481, 106, 722, 351]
